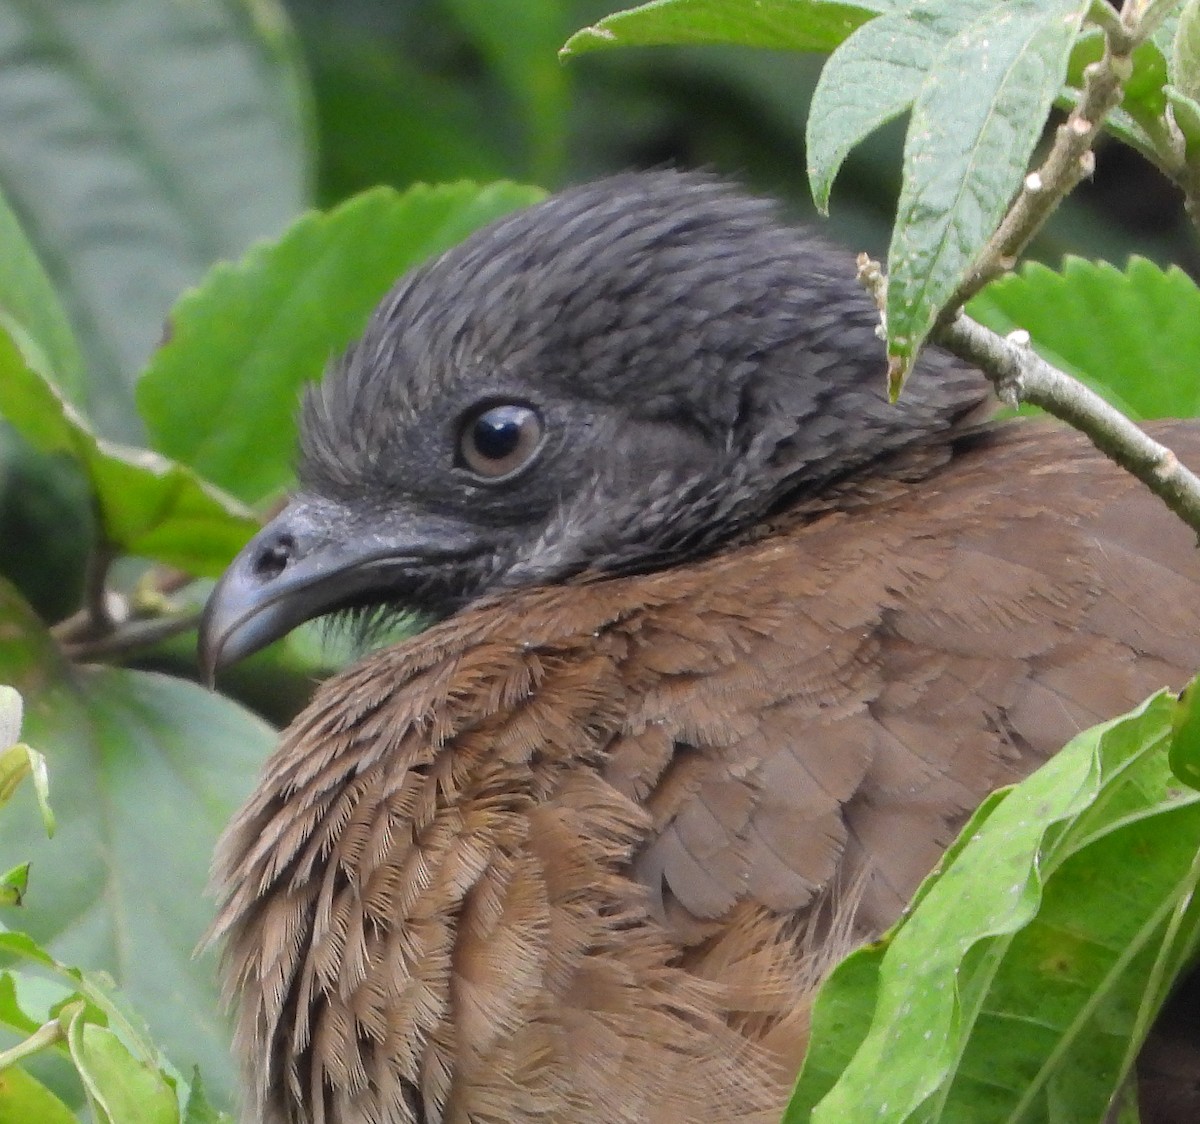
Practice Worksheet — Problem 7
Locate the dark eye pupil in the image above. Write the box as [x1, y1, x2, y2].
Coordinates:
[473, 408, 525, 460]
[458, 402, 543, 479]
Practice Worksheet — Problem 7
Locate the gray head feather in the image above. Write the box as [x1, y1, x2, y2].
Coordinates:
[295, 170, 990, 614]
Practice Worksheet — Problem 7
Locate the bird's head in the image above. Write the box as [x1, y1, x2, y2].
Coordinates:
[200, 171, 989, 677]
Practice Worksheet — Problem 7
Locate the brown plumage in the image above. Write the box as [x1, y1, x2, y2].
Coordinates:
[200, 172, 1200, 1123]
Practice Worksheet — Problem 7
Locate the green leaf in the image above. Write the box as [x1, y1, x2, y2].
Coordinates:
[182, 1070, 233, 1124]
[0, 864, 29, 908]
[781, 942, 884, 1120]
[1170, 680, 1200, 791]
[968, 257, 1200, 419]
[0, 746, 53, 840]
[0, 187, 83, 404]
[0, 0, 310, 441]
[0, 973, 42, 1038]
[806, 2, 977, 214]
[0, 1065, 76, 1124]
[789, 690, 1200, 1122]
[0, 577, 275, 1110]
[561, 0, 895, 58]
[67, 1018, 179, 1124]
[1173, 0, 1200, 101]
[1124, 33, 1173, 121]
[0, 928, 213, 1115]
[0, 326, 257, 577]
[0, 689, 54, 838]
[886, 0, 1089, 389]
[1167, 83, 1200, 160]
[138, 181, 544, 507]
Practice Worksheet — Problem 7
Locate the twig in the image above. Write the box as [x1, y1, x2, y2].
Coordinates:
[60, 611, 201, 664]
[52, 553, 203, 663]
[858, 255, 1200, 537]
[939, 312, 1200, 537]
[52, 542, 122, 648]
[859, 1, 1200, 537]
[0, 1017, 65, 1070]
[943, 2, 1148, 311]
[81, 543, 116, 635]
[148, 566, 197, 598]
[1184, 167, 1200, 233]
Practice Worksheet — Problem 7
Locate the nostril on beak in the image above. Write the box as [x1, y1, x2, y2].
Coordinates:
[254, 534, 296, 581]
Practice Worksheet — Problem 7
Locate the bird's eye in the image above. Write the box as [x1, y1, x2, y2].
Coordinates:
[457, 403, 544, 479]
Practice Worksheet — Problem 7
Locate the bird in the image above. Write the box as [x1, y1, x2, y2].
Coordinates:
[199, 170, 1200, 1124]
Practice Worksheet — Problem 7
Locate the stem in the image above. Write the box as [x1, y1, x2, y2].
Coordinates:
[52, 557, 204, 664]
[0, 1018, 65, 1070]
[1182, 151, 1200, 235]
[82, 544, 116, 635]
[944, 1, 1150, 311]
[61, 611, 201, 664]
[858, 255, 1200, 537]
[150, 567, 195, 597]
[858, 1, 1200, 534]
[1125, 0, 1190, 43]
[937, 312, 1200, 536]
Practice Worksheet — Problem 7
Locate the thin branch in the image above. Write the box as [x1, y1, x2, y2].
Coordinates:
[52, 556, 205, 664]
[944, 12, 1140, 310]
[0, 1017, 65, 1070]
[858, 2, 1200, 536]
[149, 566, 197, 597]
[858, 254, 1200, 537]
[938, 312, 1200, 537]
[1087, 0, 1126, 40]
[52, 542, 122, 649]
[81, 543, 117, 635]
[60, 611, 201, 664]
[1181, 148, 1200, 233]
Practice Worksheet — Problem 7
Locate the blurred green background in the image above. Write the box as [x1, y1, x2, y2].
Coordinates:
[285, 0, 1198, 260]
[289, 0, 1199, 286]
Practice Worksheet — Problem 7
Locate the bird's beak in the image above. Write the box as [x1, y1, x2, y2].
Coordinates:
[198, 495, 480, 683]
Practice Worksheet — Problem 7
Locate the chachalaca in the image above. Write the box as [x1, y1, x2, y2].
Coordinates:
[200, 171, 1200, 1124]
